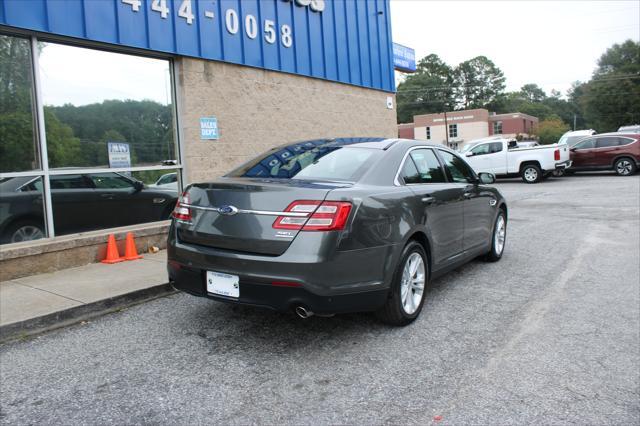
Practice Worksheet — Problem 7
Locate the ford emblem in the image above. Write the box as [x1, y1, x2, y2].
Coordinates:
[218, 205, 239, 216]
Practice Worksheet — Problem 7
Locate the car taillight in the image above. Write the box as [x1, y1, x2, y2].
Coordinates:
[172, 192, 192, 222]
[554, 149, 560, 161]
[273, 200, 352, 231]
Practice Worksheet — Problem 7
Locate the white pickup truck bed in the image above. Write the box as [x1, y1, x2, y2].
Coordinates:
[462, 138, 571, 183]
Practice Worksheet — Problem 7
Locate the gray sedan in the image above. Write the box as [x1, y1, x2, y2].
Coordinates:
[167, 138, 507, 325]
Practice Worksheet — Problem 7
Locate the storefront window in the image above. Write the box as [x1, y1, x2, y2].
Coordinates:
[0, 34, 40, 173]
[50, 170, 179, 237]
[0, 35, 181, 247]
[0, 176, 47, 243]
[38, 42, 176, 169]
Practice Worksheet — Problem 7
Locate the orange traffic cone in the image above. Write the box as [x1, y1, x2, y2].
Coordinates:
[101, 234, 124, 264]
[123, 232, 143, 261]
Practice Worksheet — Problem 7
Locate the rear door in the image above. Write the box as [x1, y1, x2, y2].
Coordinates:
[488, 142, 506, 174]
[398, 148, 464, 264]
[594, 137, 623, 167]
[438, 149, 494, 253]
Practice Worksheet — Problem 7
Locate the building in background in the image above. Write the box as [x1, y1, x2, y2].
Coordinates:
[0, 0, 399, 276]
[398, 109, 538, 150]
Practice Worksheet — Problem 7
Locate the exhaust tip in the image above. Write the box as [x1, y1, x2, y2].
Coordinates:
[295, 306, 314, 319]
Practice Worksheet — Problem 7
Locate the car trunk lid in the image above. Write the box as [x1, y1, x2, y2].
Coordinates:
[175, 178, 350, 256]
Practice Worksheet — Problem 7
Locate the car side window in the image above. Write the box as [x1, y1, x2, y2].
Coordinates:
[438, 150, 476, 183]
[400, 157, 421, 184]
[409, 149, 446, 183]
[50, 175, 90, 189]
[90, 173, 135, 189]
[470, 144, 490, 156]
[617, 137, 636, 146]
[574, 138, 596, 149]
[595, 137, 619, 148]
[490, 142, 503, 153]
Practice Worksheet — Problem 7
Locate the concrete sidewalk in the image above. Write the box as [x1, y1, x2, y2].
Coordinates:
[0, 250, 173, 342]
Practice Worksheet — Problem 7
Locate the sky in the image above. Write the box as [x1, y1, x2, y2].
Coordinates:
[39, 43, 172, 107]
[390, 0, 640, 96]
[36, 0, 639, 106]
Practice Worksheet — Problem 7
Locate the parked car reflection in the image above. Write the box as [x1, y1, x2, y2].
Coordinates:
[0, 173, 178, 244]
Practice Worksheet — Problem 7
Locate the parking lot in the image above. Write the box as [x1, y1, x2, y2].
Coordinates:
[0, 173, 638, 425]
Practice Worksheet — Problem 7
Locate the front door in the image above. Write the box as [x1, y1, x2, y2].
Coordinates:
[437, 149, 494, 252]
[571, 137, 597, 167]
[399, 148, 464, 265]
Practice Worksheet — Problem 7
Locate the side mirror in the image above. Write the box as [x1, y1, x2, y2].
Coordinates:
[478, 172, 496, 184]
[133, 181, 144, 192]
[570, 147, 576, 152]
[465, 151, 473, 157]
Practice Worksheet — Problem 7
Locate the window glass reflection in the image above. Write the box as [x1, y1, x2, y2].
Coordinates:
[39, 42, 176, 169]
[50, 171, 179, 236]
[0, 176, 47, 244]
[0, 34, 39, 173]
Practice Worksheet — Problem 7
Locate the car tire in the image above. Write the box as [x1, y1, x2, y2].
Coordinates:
[484, 210, 507, 262]
[614, 158, 637, 176]
[521, 164, 542, 184]
[3, 220, 45, 244]
[376, 241, 428, 326]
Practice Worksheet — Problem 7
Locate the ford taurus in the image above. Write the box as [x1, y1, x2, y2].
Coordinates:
[168, 138, 507, 325]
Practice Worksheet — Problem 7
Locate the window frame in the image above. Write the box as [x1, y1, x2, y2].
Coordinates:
[394, 146, 449, 186]
[449, 124, 458, 138]
[436, 148, 478, 184]
[0, 31, 184, 243]
[493, 121, 503, 135]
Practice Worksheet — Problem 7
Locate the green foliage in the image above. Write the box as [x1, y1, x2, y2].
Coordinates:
[44, 109, 83, 168]
[537, 117, 569, 145]
[396, 54, 455, 123]
[577, 40, 640, 132]
[0, 112, 37, 172]
[454, 56, 506, 109]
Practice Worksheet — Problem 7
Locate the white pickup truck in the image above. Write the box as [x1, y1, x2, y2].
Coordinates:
[461, 138, 572, 183]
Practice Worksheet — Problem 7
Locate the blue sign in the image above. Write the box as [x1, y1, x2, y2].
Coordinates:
[107, 142, 131, 168]
[393, 43, 416, 73]
[200, 117, 219, 140]
[0, 0, 395, 92]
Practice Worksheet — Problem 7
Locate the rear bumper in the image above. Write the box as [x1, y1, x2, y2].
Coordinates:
[167, 225, 396, 314]
[169, 265, 388, 314]
[555, 160, 572, 170]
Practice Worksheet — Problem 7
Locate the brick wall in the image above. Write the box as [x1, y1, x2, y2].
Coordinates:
[176, 58, 398, 184]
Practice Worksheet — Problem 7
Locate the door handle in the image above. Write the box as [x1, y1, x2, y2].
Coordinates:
[101, 193, 115, 199]
[421, 196, 435, 204]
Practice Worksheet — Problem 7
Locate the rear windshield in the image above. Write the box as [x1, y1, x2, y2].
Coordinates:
[227, 141, 381, 182]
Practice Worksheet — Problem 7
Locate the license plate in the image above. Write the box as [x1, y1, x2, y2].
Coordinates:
[206, 271, 239, 298]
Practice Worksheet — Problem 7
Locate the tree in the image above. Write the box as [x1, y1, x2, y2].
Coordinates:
[396, 54, 455, 123]
[453, 56, 506, 109]
[536, 117, 569, 145]
[519, 84, 546, 103]
[577, 40, 640, 132]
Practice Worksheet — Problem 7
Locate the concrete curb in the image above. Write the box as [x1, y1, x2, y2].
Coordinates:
[0, 283, 176, 344]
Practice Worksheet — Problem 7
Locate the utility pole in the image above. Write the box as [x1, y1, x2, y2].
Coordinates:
[573, 114, 577, 131]
[444, 110, 449, 147]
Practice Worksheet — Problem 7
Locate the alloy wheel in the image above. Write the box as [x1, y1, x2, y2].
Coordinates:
[494, 215, 506, 255]
[400, 252, 425, 315]
[616, 160, 633, 176]
[524, 167, 538, 182]
[11, 225, 44, 243]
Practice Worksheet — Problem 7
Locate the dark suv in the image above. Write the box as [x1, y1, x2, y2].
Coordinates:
[569, 133, 640, 176]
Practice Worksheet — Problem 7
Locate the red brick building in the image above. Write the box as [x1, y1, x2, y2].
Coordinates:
[398, 109, 538, 150]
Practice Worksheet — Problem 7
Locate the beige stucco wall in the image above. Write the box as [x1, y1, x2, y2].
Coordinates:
[176, 58, 398, 184]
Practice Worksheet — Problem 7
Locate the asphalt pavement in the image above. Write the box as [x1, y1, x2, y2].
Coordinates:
[1, 173, 638, 425]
